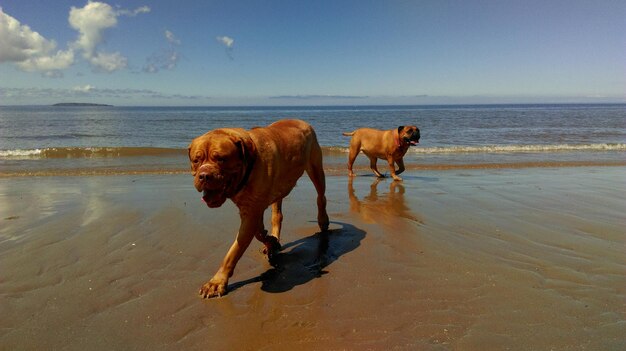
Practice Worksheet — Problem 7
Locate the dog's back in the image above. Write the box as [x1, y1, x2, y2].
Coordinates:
[342, 128, 384, 138]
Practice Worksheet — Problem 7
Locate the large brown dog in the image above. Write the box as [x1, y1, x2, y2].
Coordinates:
[343, 126, 420, 181]
[188, 119, 329, 298]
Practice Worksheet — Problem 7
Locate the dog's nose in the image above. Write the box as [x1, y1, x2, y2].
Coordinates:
[198, 164, 213, 182]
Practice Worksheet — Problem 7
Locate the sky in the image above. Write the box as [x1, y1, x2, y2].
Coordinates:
[0, 0, 624, 106]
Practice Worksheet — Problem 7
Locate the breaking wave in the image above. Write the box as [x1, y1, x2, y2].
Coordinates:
[1, 143, 624, 160]
[324, 143, 626, 155]
[409, 143, 626, 154]
[0, 147, 186, 159]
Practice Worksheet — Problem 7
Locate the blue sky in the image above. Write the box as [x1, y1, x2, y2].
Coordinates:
[1, 0, 624, 106]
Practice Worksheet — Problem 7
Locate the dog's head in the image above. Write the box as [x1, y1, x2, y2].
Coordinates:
[397, 126, 420, 146]
[188, 129, 255, 208]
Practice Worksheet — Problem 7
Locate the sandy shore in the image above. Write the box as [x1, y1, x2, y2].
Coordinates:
[1, 167, 625, 350]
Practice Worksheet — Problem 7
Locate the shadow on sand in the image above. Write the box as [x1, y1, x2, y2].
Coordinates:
[227, 221, 366, 294]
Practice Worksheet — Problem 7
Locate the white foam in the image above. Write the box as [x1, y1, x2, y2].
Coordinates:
[408, 143, 626, 154]
[0, 149, 43, 157]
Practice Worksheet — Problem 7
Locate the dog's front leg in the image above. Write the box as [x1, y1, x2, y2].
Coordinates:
[387, 156, 402, 181]
[395, 158, 405, 176]
[199, 212, 263, 298]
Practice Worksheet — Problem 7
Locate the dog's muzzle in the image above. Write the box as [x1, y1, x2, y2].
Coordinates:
[404, 131, 420, 146]
[195, 164, 231, 207]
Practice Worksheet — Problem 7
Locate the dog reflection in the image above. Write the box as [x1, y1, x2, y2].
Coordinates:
[348, 177, 422, 226]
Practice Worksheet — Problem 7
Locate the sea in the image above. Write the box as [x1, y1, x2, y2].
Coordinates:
[1, 104, 624, 176]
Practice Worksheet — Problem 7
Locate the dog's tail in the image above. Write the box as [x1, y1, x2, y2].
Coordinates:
[342, 131, 355, 136]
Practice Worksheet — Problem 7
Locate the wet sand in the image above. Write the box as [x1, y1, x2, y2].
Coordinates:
[1, 167, 625, 350]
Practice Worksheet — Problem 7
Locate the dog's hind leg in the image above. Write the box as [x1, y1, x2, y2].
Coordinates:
[347, 143, 359, 177]
[306, 141, 330, 232]
[369, 156, 384, 178]
[257, 201, 282, 263]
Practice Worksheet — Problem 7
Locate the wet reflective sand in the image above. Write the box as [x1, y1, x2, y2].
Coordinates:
[1, 167, 624, 350]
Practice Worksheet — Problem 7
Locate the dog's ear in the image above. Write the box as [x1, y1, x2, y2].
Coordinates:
[235, 139, 246, 164]
[188, 144, 198, 176]
[234, 134, 256, 168]
[398, 126, 405, 133]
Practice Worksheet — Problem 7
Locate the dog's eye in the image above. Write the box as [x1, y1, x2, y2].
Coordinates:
[211, 153, 226, 163]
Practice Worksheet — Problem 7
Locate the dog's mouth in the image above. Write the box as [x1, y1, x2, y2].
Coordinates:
[403, 137, 420, 146]
[198, 176, 233, 208]
[202, 187, 227, 208]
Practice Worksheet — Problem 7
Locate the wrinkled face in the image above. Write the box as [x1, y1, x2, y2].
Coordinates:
[188, 131, 246, 208]
[398, 126, 420, 146]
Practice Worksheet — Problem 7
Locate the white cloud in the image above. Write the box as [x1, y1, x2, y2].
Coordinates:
[67, 2, 150, 56]
[88, 51, 128, 72]
[0, 1, 152, 75]
[69, 1, 118, 57]
[0, 8, 54, 62]
[117, 5, 150, 17]
[73, 84, 96, 92]
[165, 30, 180, 45]
[68, 1, 144, 72]
[43, 70, 64, 78]
[144, 50, 179, 73]
[1, 2, 156, 75]
[16, 49, 75, 72]
[0, 7, 75, 72]
[216, 36, 234, 48]
[144, 30, 181, 73]
[216, 36, 234, 60]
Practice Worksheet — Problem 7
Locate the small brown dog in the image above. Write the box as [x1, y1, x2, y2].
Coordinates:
[343, 126, 420, 181]
[188, 119, 329, 298]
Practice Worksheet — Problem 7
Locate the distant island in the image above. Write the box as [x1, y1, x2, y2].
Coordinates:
[53, 103, 113, 107]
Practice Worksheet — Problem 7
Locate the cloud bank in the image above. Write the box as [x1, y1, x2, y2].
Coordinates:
[270, 95, 369, 100]
[0, 86, 210, 103]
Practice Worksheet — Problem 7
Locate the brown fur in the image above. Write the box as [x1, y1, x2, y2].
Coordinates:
[343, 126, 420, 181]
[188, 119, 329, 298]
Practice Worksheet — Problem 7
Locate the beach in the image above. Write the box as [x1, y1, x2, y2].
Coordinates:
[1, 166, 624, 350]
[3, 0, 625, 346]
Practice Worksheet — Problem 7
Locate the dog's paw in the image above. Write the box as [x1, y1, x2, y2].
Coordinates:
[262, 236, 282, 266]
[199, 277, 227, 298]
